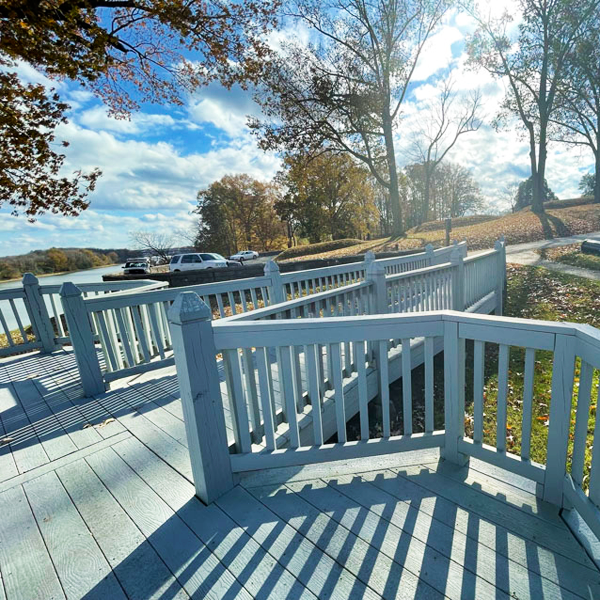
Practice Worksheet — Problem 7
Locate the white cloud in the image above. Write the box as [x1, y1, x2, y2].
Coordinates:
[412, 25, 464, 82]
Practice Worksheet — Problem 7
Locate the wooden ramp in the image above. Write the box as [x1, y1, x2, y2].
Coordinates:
[2, 350, 600, 599]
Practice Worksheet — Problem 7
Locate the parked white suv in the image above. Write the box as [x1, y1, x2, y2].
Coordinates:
[122, 260, 150, 275]
[229, 250, 259, 262]
[169, 253, 228, 272]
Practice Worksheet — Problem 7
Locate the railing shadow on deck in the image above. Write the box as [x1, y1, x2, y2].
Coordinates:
[78, 444, 586, 599]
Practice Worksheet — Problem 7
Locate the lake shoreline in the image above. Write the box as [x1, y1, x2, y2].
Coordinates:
[0, 263, 121, 284]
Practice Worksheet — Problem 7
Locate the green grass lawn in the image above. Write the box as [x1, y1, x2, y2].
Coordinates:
[465, 265, 600, 486]
[540, 243, 600, 272]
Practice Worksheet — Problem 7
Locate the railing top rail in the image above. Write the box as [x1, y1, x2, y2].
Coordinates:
[279, 259, 368, 283]
[212, 309, 590, 349]
[463, 248, 499, 263]
[223, 279, 373, 322]
[0, 288, 26, 300]
[40, 279, 162, 294]
[81, 274, 274, 312]
[385, 261, 453, 283]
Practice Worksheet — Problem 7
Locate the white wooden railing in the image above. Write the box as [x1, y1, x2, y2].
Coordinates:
[0, 274, 161, 358]
[169, 295, 600, 548]
[61, 242, 472, 394]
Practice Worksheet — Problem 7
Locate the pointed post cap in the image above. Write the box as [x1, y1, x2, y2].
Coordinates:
[364, 250, 375, 263]
[168, 291, 211, 325]
[450, 245, 462, 264]
[494, 239, 504, 250]
[425, 244, 434, 254]
[59, 281, 83, 297]
[22, 273, 39, 286]
[264, 259, 280, 275]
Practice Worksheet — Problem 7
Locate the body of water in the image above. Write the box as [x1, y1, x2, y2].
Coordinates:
[0, 265, 125, 332]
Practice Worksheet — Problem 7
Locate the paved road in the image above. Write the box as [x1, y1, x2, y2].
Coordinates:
[505, 231, 600, 281]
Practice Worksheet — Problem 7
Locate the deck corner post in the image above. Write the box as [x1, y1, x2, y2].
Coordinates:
[543, 334, 576, 506]
[494, 238, 506, 315]
[168, 291, 234, 504]
[264, 260, 285, 305]
[366, 259, 387, 314]
[22, 273, 58, 353]
[59, 282, 105, 397]
[425, 244, 435, 265]
[442, 320, 468, 466]
[450, 248, 465, 311]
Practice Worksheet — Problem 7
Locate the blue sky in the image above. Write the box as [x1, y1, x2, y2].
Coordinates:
[0, 5, 594, 257]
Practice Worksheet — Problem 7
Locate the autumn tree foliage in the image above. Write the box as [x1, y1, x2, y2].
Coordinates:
[0, 0, 279, 218]
[195, 175, 287, 256]
[0, 68, 100, 219]
[276, 153, 379, 243]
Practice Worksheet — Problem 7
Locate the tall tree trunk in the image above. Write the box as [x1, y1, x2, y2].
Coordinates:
[595, 136, 600, 204]
[382, 112, 403, 236]
[531, 125, 548, 214]
[528, 128, 543, 214]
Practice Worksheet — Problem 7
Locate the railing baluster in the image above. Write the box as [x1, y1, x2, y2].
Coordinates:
[496, 344, 510, 452]
[256, 346, 276, 451]
[280, 346, 300, 448]
[330, 342, 346, 443]
[305, 343, 323, 445]
[572, 360, 594, 486]
[401, 338, 412, 435]
[0, 307, 14, 346]
[425, 337, 434, 433]
[379, 339, 390, 437]
[9, 298, 27, 342]
[589, 381, 600, 507]
[223, 349, 252, 453]
[241, 348, 261, 444]
[521, 348, 535, 460]
[115, 308, 135, 368]
[473, 340, 485, 444]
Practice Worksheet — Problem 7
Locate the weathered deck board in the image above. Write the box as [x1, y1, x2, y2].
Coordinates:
[56, 458, 189, 600]
[84, 447, 252, 599]
[0, 381, 49, 476]
[216, 485, 383, 600]
[1, 350, 600, 600]
[0, 484, 65, 600]
[24, 471, 126, 600]
[393, 463, 595, 566]
[323, 471, 592, 599]
[112, 436, 318, 600]
[249, 482, 446, 600]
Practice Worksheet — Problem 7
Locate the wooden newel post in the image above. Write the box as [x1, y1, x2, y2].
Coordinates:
[494, 238, 505, 316]
[543, 334, 576, 506]
[450, 246, 465, 311]
[425, 244, 435, 266]
[168, 292, 234, 504]
[366, 255, 387, 314]
[264, 260, 285, 305]
[60, 282, 105, 397]
[22, 273, 57, 353]
[443, 320, 468, 466]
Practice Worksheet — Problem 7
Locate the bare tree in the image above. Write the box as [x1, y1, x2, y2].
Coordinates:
[250, 0, 453, 236]
[129, 231, 178, 264]
[409, 79, 482, 223]
[466, 0, 600, 214]
[550, 13, 600, 203]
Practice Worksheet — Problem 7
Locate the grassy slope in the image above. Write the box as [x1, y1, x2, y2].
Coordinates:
[540, 243, 600, 272]
[281, 200, 600, 262]
[467, 265, 600, 487]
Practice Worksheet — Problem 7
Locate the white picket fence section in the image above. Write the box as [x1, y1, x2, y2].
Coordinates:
[280, 242, 463, 299]
[169, 293, 600, 548]
[60, 241, 501, 398]
[0, 274, 162, 357]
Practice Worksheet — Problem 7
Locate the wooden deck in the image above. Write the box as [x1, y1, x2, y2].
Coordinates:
[1, 349, 599, 599]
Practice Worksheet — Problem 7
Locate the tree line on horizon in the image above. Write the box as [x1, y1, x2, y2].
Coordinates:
[0, 247, 130, 281]
[1, 0, 600, 236]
